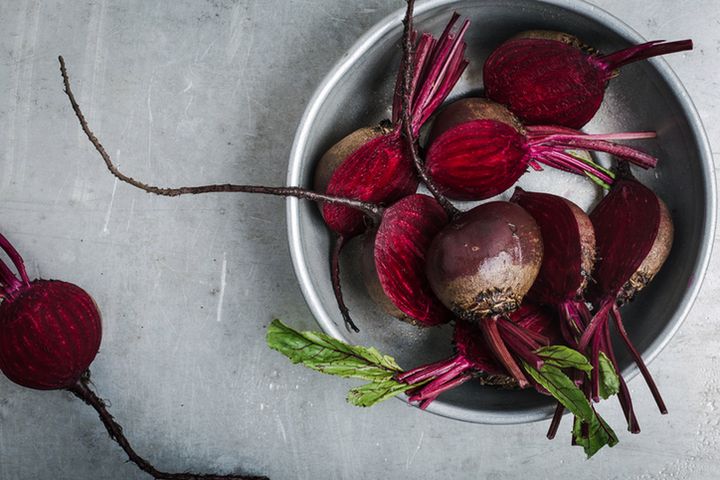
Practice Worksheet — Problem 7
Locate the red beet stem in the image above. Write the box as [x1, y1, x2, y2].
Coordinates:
[411, 16, 470, 134]
[526, 125, 657, 143]
[611, 304, 667, 414]
[597, 39, 693, 71]
[578, 299, 613, 352]
[407, 358, 473, 402]
[395, 355, 460, 384]
[559, 300, 591, 347]
[546, 403, 565, 440]
[498, 324, 544, 371]
[68, 373, 267, 480]
[530, 133, 658, 169]
[330, 235, 358, 333]
[481, 317, 529, 388]
[399, 5, 465, 218]
[0, 233, 30, 285]
[601, 320, 641, 433]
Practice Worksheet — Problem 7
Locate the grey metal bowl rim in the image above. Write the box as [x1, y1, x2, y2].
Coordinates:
[285, 0, 717, 425]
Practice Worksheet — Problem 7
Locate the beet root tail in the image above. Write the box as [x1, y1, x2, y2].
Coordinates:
[68, 371, 268, 480]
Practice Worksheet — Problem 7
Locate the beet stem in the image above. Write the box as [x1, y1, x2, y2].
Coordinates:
[598, 39, 693, 71]
[481, 317, 529, 388]
[396, 356, 460, 384]
[601, 322, 641, 433]
[58, 56, 384, 223]
[0, 232, 31, 286]
[329, 235, 358, 333]
[547, 403, 565, 440]
[0, 258, 22, 298]
[611, 304, 667, 414]
[530, 134, 657, 169]
[591, 333, 601, 403]
[68, 372, 268, 480]
[408, 363, 471, 401]
[399, 1, 460, 219]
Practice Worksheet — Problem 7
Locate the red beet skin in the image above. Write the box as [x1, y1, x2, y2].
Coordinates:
[511, 188, 593, 305]
[424, 98, 657, 200]
[323, 135, 419, 237]
[320, 15, 469, 237]
[368, 194, 452, 326]
[484, 35, 693, 128]
[0, 280, 101, 390]
[588, 178, 662, 301]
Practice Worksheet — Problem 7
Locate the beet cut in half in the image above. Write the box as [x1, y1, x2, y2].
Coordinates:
[581, 172, 674, 433]
[396, 303, 561, 409]
[424, 98, 658, 200]
[361, 194, 452, 327]
[511, 187, 596, 347]
[484, 30, 693, 128]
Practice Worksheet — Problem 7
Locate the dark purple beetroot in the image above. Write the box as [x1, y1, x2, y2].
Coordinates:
[484, 31, 692, 128]
[424, 98, 657, 200]
[0, 233, 101, 390]
[319, 15, 469, 237]
[510, 187, 596, 345]
[0, 233, 265, 479]
[425, 201, 545, 386]
[580, 174, 674, 432]
[361, 194, 452, 327]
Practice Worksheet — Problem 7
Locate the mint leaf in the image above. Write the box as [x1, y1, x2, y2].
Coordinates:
[536, 345, 593, 372]
[572, 411, 619, 458]
[266, 319, 402, 382]
[597, 352, 620, 399]
[348, 380, 419, 407]
[523, 363, 593, 422]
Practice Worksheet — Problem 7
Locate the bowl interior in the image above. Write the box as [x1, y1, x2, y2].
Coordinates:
[287, 0, 714, 424]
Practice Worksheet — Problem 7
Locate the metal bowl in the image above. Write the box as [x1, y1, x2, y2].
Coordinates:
[286, 0, 715, 424]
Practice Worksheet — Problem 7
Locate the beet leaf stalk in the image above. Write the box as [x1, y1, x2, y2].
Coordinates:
[400, 0, 462, 218]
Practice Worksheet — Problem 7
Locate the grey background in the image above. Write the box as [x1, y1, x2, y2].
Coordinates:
[0, 0, 718, 479]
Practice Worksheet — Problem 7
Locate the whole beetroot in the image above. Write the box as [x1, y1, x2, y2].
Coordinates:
[0, 233, 266, 480]
[484, 31, 692, 128]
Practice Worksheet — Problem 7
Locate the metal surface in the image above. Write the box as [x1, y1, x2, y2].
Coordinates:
[1, 0, 719, 479]
[287, 0, 715, 424]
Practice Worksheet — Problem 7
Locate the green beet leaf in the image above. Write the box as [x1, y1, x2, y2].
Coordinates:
[536, 345, 593, 372]
[597, 352, 620, 400]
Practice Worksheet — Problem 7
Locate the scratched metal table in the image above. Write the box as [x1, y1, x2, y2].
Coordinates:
[0, 1, 718, 479]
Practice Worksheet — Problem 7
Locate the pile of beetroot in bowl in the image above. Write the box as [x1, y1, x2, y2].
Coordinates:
[276, 0, 714, 458]
[58, 0, 713, 460]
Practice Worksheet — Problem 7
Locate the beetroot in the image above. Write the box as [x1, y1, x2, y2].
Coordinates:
[425, 201, 545, 385]
[510, 187, 595, 346]
[484, 31, 693, 128]
[424, 98, 657, 200]
[0, 233, 266, 480]
[580, 170, 674, 432]
[361, 194, 452, 326]
[318, 14, 468, 236]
